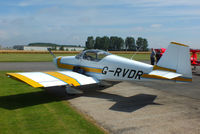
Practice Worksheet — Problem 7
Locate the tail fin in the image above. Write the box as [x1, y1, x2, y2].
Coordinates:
[156, 42, 192, 82]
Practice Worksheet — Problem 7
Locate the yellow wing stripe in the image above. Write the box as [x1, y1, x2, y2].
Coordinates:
[57, 57, 102, 73]
[142, 74, 192, 82]
[170, 42, 189, 47]
[45, 72, 80, 86]
[6, 73, 43, 88]
[153, 65, 176, 72]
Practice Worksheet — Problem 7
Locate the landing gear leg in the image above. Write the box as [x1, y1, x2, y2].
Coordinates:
[65, 85, 83, 95]
[98, 81, 113, 87]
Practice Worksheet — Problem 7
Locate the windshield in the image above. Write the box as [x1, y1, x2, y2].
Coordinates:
[75, 49, 111, 61]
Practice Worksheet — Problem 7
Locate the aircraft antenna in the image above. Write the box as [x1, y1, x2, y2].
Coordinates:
[47, 48, 56, 58]
[130, 46, 142, 60]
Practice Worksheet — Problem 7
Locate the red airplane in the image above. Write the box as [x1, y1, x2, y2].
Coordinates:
[190, 49, 200, 71]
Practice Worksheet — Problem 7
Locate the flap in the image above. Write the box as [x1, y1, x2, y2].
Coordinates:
[148, 70, 182, 79]
[7, 71, 99, 88]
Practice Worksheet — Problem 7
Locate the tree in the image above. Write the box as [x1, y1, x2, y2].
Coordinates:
[85, 36, 147, 51]
[28, 43, 57, 47]
[115, 37, 124, 50]
[143, 38, 148, 51]
[13, 45, 24, 50]
[85, 36, 94, 49]
[109, 36, 116, 50]
[101, 36, 110, 50]
[136, 37, 148, 51]
[59, 46, 64, 51]
[51, 46, 56, 50]
[125, 37, 135, 50]
[94, 37, 101, 49]
[109, 36, 124, 51]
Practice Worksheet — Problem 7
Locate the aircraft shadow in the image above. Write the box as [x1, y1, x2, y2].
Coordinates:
[0, 83, 161, 112]
[82, 90, 161, 112]
[109, 94, 160, 112]
[193, 72, 200, 76]
[0, 90, 65, 110]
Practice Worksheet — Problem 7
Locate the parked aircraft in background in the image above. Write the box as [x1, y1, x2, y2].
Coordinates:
[190, 49, 200, 71]
[7, 42, 192, 94]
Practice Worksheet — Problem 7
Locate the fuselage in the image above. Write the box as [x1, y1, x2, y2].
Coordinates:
[53, 50, 154, 82]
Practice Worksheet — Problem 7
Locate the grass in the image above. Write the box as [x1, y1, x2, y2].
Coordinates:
[0, 71, 105, 134]
[0, 53, 150, 62]
[117, 53, 150, 61]
[0, 54, 76, 62]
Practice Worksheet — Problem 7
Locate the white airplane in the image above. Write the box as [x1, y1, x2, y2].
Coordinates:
[7, 42, 192, 94]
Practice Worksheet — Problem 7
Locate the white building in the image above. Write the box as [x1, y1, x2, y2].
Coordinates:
[23, 46, 84, 51]
[24, 46, 52, 51]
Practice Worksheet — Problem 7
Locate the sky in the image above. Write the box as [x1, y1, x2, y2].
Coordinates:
[0, 0, 200, 48]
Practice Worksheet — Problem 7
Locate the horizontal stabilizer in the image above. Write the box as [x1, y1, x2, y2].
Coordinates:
[7, 71, 99, 88]
[148, 70, 182, 79]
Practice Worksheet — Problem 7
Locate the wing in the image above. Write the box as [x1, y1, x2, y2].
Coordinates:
[148, 70, 182, 79]
[7, 71, 99, 88]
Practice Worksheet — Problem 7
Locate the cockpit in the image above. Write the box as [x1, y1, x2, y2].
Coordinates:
[75, 49, 111, 62]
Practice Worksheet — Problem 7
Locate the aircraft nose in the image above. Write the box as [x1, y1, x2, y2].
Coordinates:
[53, 56, 64, 67]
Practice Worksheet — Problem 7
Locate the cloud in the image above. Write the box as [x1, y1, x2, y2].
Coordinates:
[18, 2, 30, 7]
[16, 0, 200, 7]
[0, 30, 8, 39]
[122, 0, 200, 7]
[17, 0, 50, 7]
[151, 24, 162, 28]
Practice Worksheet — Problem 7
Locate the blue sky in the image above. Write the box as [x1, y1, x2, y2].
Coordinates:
[0, 0, 200, 48]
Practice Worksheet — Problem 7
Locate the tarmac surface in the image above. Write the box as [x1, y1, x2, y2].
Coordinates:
[0, 61, 200, 134]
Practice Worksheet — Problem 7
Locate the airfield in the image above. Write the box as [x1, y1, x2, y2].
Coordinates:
[0, 61, 200, 134]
